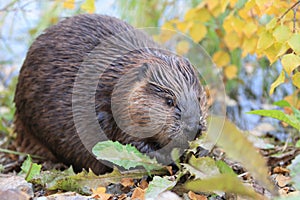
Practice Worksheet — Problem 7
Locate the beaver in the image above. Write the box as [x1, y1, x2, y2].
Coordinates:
[14, 14, 207, 174]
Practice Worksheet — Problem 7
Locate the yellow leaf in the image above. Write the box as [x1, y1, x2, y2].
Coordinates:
[269, 70, 285, 95]
[229, 0, 238, 8]
[220, 0, 229, 12]
[231, 16, 244, 37]
[176, 41, 190, 55]
[273, 25, 292, 43]
[224, 65, 238, 79]
[255, 0, 270, 11]
[242, 37, 258, 56]
[210, 4, 223, 17]
[63, 0, 75, 9]
[223, 14, 234, 33]
[176, 21, 193, 33]
[206, 0, 219, 11]
[282, 54, 300, 75]
[292, 72, 300, 89]
[184, 8, 211, 22]
[266, 18, 277, 30]
[212, 51, 230, 68]
[81, 0, 95, 13]
[189, 23, 207, 42]
[264, 42, 285, 64]
[288, 33, 300, 54]
[224, 31, 240, 50]
[257, 30, 274, 50]
[243, 21, 257, 38]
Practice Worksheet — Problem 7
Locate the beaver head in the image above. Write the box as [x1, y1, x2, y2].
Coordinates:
[92, 48, 207, 163]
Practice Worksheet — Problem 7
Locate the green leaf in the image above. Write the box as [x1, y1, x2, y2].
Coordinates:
[185, 174, 261, 199]
[31, 166, 149, 195]
[247, 110, 300, 131]
[273, 25, 291, 42]
[288, 33, 300, 54]
[215, 160, 236, 175]
[92, 141, 163, 172]
[182, 156, 220, 179]
[257, 31, 274, 50]
[288, 155, 300, 191]
[273, 100, 291, 108]
[207, 116, 275, 194]
[81, 0, 95, 13]
[292, 72, 300, 89]
[281, 54, 300, 75]
[145, 176, 176, 199]
[20, 155, 42, 181]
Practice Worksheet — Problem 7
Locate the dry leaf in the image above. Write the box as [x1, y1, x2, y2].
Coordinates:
[139, 179, 149, 190]
[273, 166, 290, 174]
[121, 178, 134, 187]
[132, 187, 145, 200]
[91, 186, 111, 200]
[188, 191, 208, 200]
[275, 174, 291, 187]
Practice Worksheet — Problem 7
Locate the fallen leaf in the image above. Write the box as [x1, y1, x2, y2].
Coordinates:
[132, 187, 145, 200]
[275, 174, 291, 187]
[188, 191, 207, 200]
[139, 179, 149, 190]
[273, 166, 290, 174]
[91, 186, 112, 200]
[121, 178, 134, 187]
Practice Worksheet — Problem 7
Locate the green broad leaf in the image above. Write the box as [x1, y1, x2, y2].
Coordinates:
[247, 110, 300, 131]
[92, 141, 163, 172]
[185, 174, 261, 199]
[288, 155, 300, 191]
[32, 166, 149, 195]
[273, 25, 291, 43]
[207, 116, 275, 194]
[20, 155, 42, 181]
[273, 100, 291, 108]
[183, 156, 220, 179]
[215, 160, 236, 175]
[287, 33, 300, 54]
[145, 176, 177, 199]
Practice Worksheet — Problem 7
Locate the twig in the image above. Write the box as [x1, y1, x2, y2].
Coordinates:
[278, 0, 300, 22]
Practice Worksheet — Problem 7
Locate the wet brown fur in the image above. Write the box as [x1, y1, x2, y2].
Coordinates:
[14, 14, 207, 174]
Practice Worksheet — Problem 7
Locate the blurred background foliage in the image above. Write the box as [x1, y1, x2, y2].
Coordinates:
[0, 0, 299, 144]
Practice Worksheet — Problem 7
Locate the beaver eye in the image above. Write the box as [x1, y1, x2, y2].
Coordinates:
[166, 98, 174, 107]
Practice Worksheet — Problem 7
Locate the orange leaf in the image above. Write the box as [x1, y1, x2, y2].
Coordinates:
[121, 178, 134, 187]
[91, 187, 112, 200]
[132, 187, 145, 200]
[188, 191, 208, 200]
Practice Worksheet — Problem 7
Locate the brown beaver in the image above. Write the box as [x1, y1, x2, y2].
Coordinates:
[14, 14, 207, 174]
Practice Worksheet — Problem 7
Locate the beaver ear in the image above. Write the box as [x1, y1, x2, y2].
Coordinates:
[137, 63, 149, 81]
